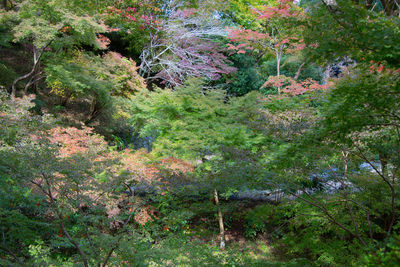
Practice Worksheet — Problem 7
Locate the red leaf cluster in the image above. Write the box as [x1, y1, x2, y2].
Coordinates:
[262, 75, 329, 96]
[253, 0, 298, 20]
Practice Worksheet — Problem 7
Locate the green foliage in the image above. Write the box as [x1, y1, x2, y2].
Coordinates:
[304, 0, 400, 67]
[244, 204, 295, 238]
[0, 61, 17, 87]
[219, 53, 265, 96]
[130, 78, 266, 160]
[2, 0, 400, 265]
[223, 0, 279, 31]
[0, 10, 15, 47]
[322, 66, 400, 141]
[0, 94, 55, 264]
[0, 93, 143, 265]
[261, 56, 323, 82]
[278, 201, 364, 266]
[44, 49, 145, 135]
[10, 0, 105, 48]
[364, 234, 400, 266]
[245, 202, 364, 266]
[45, 51, 111, 102]
[104, 0, 164, 58]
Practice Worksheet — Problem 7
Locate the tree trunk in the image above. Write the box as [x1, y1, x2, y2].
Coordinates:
[11, 49, 39, 98]
[214, 189, 226, 250]
[340, 151, 367, 246]
[380, 153, 396, 234]
[11, 41, 52, 98]
[294, 62, 305, 80]
[276, 49, 281, 97]
[24, 73, 44, 95]
[1, 0, 13, 10]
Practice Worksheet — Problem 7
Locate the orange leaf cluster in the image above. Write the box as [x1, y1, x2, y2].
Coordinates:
[262, 75, 329, 96]
[48, 127, 107, 158]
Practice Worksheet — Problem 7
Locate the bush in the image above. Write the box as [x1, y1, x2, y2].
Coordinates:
[364, 234, 400, 266]
[244, 204, 296, 238]
[0, 61, 17, 87]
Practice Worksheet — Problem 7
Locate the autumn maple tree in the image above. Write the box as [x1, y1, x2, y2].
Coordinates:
[108, 0, 236, 87]
[226, 0, 309, 96]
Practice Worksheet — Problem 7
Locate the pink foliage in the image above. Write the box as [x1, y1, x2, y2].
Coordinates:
[120, 149, 194, 184]
[226, 26, 305, 55]
[225, 27, 268, 54]
[225, 0, 305, 56]
[172, 8, 196, 19]
[96, 34, 111, 49]
[262, 75, 328, 96]
[154, 37, 237, 84]
[108, 5, 161, 30]
[138, 6, 237, 86]
[253, 0, 297, 20]
[226, 27, 268, 43]
[48, 127, 107, 158]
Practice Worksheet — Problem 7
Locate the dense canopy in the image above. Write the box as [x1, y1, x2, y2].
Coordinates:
[1, 0, 400, 266]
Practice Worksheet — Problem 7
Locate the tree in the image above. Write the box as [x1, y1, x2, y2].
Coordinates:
[0, 93, 144, 265]
[140, 6, 237, 86]
[0, 0, 107, 97]
[45, 50, 146, 123]
[216, 53, 265, 96]
[130, 78, 267, 248]
[130, 78, 265, 160]
[303, 0, 400, 67]
[226, 0, 306, 96]
[109, 0, 237, 87]
[266, 0, 400, 251]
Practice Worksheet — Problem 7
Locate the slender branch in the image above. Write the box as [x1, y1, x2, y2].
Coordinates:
[328, 159, 373, 241]
[11, 41, 52, 98]
[0, 244, 24, 266]
[341, 151, 366, 246]
[0, 229, 24, 267]
[294, 62, 305, 80]
[31, 174, 90, 267]
[354, 147, 392, 188]
[24, 73, 44, 95]
[353, 147, 396, 235]
[348, 199, 373, 240]
[101, 184, 135, 267]
[388, 169, 396, 234]
[11, 49, 38, 98]
[293, 191, 359, 239]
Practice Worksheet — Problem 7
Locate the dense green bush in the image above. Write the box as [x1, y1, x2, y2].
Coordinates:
[0, 62, 17, 87]
[218, 53, 265, 96]
[364, 234, 400, 266]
